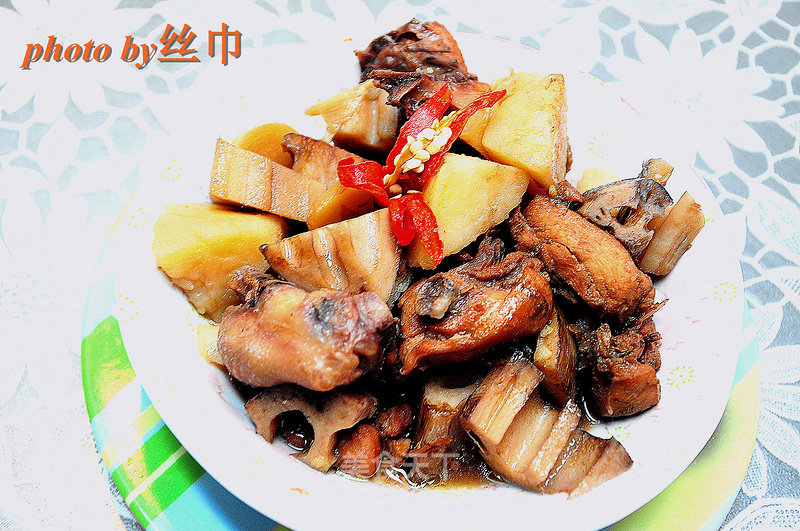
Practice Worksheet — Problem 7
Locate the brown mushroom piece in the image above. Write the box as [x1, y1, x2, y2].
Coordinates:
[577, 178, 673, 259]
[356, 19, 490, 117]
[245, 385, 378, 472]
[218, 267, 396, 392]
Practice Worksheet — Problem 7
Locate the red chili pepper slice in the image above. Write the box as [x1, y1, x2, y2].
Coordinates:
[385, 84, 452, 175]
[336, 157, 389, 206]
[389, 194, 443, 265]
[388, 196, 416, 246]
[337, 86, 505, 266]
[415, 89, 506, 187]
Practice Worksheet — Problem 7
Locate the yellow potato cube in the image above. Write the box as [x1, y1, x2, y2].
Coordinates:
[153, 203, 287, 321]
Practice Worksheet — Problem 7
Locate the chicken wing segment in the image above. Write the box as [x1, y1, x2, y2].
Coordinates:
[509, 195, 655, 321]
[398, 237, 553, 374]
[218, 267, 396, 391]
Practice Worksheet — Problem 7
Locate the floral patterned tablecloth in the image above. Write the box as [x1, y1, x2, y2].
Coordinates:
[1, 0, 798, 529]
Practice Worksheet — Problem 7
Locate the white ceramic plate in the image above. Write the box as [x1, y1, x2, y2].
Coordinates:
[113, 35, 744, 531]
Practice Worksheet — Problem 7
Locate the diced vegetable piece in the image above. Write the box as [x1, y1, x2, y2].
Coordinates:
[196, 323, 222, 365]
[494, 392, 560, 478]
[577, 167, 620, 193]
[306, 183, 376, 230]
[472, 387, 630, 496]
[539, 429, 599, 494]
[538, 428, 632, 498]
[210, 138, 324, 222]
[152, 203, 287, 321]
[232, 123, 296, 168]
[461, 355, 543, 447]
[412, 376, 479, 482]
[461, 72, 568, 194]
[263, 209, 408, 304]
[638, 192, 704, 276]
[306, 80, 400, 153]
[281, 134, 377, 228]
[460, 354, 627, 496]
[525, 400, 581, 485]
[533, 308, 577, 407]
[569, 437, 635, 498]
[245, 385, 377, 472]
[638, 157, 673, 186]
[415, 377, 478, 451]
[407, 153, 528, 269]
[283, 133, 366, 189]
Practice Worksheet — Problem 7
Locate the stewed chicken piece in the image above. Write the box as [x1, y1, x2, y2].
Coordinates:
[218, 266, 396, 391]
[398, 236, 553, 374]
[509, 195, 655, 321]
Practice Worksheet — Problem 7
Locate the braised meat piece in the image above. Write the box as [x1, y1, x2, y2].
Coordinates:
[509, 196, 655, 321]
[582, 317, 662, 418]
[356, 19, 490, 117]
[398, 237, 553, 374]
[336, 424, 382, 478]
[376, 404, 414, 438]
[218, 267, 396, 391]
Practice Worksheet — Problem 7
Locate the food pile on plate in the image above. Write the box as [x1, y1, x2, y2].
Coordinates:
[152, 20, 705, 497]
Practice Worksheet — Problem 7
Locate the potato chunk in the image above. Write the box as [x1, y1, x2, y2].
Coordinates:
[306, 183, 376, 230]
[152, 203, 287, 321]
[408, 153, 528, 269]
[461, 73, 568, 193]
[232, 122, 296, 168]
[196, 323, 222, 365]
[210, 138, 324, 222]
[577, 167, 620, 193]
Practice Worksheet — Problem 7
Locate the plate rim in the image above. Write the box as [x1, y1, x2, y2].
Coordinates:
[94, 34, 746, 531]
